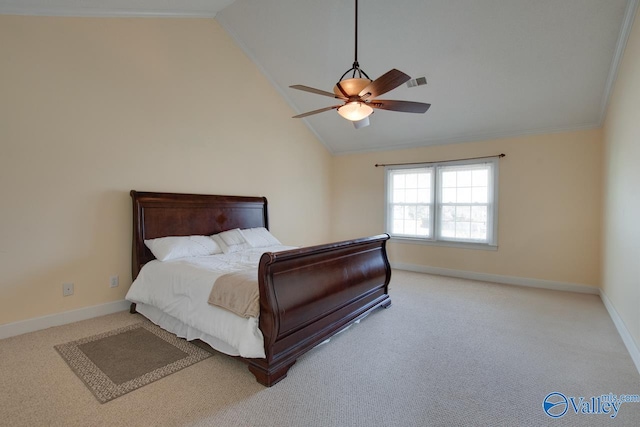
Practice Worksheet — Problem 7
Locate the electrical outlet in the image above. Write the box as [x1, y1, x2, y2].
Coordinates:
[109, 275, 119, 288]
[63, 283, 74, 297]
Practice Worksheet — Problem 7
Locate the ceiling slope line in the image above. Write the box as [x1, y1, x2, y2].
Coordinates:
[215, 13, 335, 155]
[597, 0, 640, 126]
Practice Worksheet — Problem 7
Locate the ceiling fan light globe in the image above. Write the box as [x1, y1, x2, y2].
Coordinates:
[337, 102, 373, 121]
[333, 78, 372, 97]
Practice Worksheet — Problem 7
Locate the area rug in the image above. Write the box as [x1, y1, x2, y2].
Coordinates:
[55, 321, 212, 403]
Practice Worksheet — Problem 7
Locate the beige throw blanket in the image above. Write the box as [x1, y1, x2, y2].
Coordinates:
[208, 268, 259, 318]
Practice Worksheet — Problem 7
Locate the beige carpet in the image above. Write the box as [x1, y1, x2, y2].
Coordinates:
[1, 270, 639, 426]
[55, 321, 212, 403]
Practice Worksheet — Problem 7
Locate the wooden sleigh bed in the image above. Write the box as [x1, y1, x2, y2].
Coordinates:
[129, 190, 392, 386]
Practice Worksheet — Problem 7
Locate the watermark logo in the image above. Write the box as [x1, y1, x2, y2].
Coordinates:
[543, 392, 640, 419]
[543, 392, 568, 418]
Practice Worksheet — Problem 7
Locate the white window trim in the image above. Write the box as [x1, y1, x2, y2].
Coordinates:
[384, 157, 499, 249]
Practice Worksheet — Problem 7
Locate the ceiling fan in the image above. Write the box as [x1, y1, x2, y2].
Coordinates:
[290, 0, 431, 129]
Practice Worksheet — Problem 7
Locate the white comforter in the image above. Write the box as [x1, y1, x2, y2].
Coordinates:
[125, 245, 295, 358]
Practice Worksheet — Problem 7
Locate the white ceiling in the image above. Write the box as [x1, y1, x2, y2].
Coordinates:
[2, 0, 637, 154]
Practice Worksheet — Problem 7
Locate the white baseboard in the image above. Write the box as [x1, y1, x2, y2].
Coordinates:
[0, 300, 130, 340]
[391, 262, 600, 294]
[600, 291, 640, 375]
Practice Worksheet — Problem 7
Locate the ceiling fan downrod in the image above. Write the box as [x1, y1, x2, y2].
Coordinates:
[339, 0, 371, 81]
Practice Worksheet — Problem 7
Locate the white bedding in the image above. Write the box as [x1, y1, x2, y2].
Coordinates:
[125, 245, 295, 358]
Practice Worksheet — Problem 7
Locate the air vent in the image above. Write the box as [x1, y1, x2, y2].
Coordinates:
[406, 77, 427, 88]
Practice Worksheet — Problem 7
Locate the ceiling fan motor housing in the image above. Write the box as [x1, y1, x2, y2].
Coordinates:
[333, 78, 372, 98]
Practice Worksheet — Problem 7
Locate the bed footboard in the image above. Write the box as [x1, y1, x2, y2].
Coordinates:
[246, 234, 392, 386]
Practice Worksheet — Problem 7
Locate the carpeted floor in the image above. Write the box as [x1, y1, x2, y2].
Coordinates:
[0, 270, 639, 426]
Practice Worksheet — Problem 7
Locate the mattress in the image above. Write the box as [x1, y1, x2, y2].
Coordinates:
[125, 245, 295, 358]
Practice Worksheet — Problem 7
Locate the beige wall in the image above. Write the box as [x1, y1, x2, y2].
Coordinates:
[332, 129, 603, 287]
[0, 16, 332, 325]
[602, 7, 640, 353]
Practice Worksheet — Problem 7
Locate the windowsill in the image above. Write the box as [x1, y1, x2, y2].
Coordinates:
[389, 236, 498, 251]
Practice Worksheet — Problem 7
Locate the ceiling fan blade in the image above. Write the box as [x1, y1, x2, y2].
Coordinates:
[290, 85, 345, 99]
[370, 99, 431, 114]
[292, 105, 341, 118]
[358, 69, 411, 100]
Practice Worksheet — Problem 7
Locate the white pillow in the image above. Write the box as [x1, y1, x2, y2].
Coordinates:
[144, 235, 221, 261]
[240, 227, 281, 248]
[211, 229, 251, 254]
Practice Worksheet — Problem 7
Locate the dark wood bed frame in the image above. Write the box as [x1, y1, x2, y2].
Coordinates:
[130, 190, 392, 386]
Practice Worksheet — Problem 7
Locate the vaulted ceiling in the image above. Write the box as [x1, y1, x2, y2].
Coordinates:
[2, 0, 637, 154]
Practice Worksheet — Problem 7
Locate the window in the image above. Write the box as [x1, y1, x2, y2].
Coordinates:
[385, 158, 498, 247]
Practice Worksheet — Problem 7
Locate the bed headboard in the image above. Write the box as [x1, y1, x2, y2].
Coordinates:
[130, 190, 269, 279]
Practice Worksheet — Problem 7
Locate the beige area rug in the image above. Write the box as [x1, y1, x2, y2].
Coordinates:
[54, 321, 212, 403]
